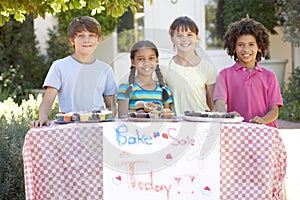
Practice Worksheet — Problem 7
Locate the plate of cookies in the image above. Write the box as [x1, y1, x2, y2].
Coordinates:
[182, 110, 244, 123]
[125, 101, 181, 122]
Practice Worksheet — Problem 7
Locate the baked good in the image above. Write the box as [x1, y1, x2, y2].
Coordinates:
[79, 111, 89, 121]
[135, 101, 145, 110]
[72, 113, 80, 121]
[184, 110, 194, 116]
[56, 113, 64, 122]
[149, 110, 161, 118]
[144, 102, 157, 112]
[91, 110, 101, 120]
[135, 111, 149, 118]
[63, 114, 72, 122]
[161, 108, 174, 119]
[104, 110, 113, 119]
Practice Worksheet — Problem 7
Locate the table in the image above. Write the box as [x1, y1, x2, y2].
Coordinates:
[23, 121, 286, 200]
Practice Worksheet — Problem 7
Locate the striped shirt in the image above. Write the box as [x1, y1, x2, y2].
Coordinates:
[117, 82, 173, 109]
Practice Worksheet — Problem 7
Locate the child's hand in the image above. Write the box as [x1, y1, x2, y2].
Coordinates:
[249, 116, 265, 125]
[228, 111, 241, 117]
[30, 119, 50, 128]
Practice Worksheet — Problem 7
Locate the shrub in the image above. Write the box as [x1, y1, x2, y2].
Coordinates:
[0, 117, 28, 200]
[0, 94, 59, 199]
[279, 67, 300, 121]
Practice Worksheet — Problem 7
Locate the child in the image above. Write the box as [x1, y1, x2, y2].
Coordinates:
[31, 16, 117, 127]
[213, 17, 283, 128]
[117, 40, 173, 117]
[162, 16, 218, 116]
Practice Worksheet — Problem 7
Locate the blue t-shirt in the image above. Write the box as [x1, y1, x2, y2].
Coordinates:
[117, 82, 173, 109]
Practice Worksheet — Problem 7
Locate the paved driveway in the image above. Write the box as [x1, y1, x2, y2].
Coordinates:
[279, 128, 300, 200]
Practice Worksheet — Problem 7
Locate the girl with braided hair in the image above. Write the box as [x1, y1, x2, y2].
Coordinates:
[117, 40, 173, 117]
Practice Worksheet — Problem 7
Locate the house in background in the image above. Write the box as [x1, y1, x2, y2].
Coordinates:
[34, 0, 299, 88]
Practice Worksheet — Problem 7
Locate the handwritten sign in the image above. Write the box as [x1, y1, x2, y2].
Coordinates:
[103, 121, 220, 200]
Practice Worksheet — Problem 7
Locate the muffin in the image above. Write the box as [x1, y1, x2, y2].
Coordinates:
[135, 110, 149, 118]
[149, 110, 161, 118]
[102, 110, 113, 119]
[144, 102, 157, 112]
[79, 111, 90, 121]
[161, 108, 174, 119]
[63, 113, 72, 122]
[56, 113, 64, 122]
[72, 113, 80, 122]
[135, 101, 145, 110]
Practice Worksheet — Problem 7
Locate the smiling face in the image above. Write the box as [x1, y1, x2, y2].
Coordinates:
[171, 27, 199, 54]
[69, 30, 101, 56]
[131, 47, 158, 77]
[235, 34, 260, 68]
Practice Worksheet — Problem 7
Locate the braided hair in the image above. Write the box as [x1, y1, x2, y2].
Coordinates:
[125, 40, 169, 102]
[155, 64, 169, 101]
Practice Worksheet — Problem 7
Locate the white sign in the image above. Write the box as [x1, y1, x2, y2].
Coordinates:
[103, 121, 220, 200]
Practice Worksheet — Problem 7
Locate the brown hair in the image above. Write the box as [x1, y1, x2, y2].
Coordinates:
[125, 40, 169, 101]
[169, 16, 199, 37]
[223, 17, 270, 61]
[68, 16, 102, 38]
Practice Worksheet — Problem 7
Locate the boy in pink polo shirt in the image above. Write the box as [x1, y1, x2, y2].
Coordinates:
[213, 17, 283, 128]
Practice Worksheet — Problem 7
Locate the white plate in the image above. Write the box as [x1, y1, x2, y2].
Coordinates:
[182, 115, 244, 123]
[127, 117, 182, 122]
[54, 118, 114, 124]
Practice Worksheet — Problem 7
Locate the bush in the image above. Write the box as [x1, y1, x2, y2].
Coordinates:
[0, 118, 28, 200]
[279, 67, 300, 121]
[0, 94, 59, 199]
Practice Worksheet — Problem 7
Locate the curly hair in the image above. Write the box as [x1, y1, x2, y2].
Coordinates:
[223, 17, 270, 61]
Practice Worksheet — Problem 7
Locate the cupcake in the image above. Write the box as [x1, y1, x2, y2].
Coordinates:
[144, 102, 157, 112]
[135, 109, 148, 118]
[56, 113, 64, 122]
[161, 108, 174, 119]
[79, 111, 90, 121]
[135, 101, 145, 110]
[102, 110, 113, 120]
[72, 113, 80, 122]
[91, 110, 101, 120]
[63, 113, 72, 122]
[149, 110, 161, 118]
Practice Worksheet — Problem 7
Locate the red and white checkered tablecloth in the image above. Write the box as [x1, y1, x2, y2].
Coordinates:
[220, 122, 287, 200]
[23, 121, 286, 200]
[22, 123, 103, 200]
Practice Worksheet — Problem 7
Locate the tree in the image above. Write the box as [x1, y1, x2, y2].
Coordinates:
[216, 0, 281, 38]
[0, 0, 152, 26]
[0, 15, 48, 103]
[278, 0, 300, 46]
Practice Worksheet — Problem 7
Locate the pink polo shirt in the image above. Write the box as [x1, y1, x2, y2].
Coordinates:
[213, 62, 283, 128]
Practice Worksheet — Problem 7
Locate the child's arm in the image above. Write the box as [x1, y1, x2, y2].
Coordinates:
[214, 99, 227, 112]
[104, 95, 116, 117]
[206, 84, 215, 111]
[214, 99, 241, 117]
[117, 99, 129, 118]
[31, 87, 58, 128]
[249, 105, 279, 125]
